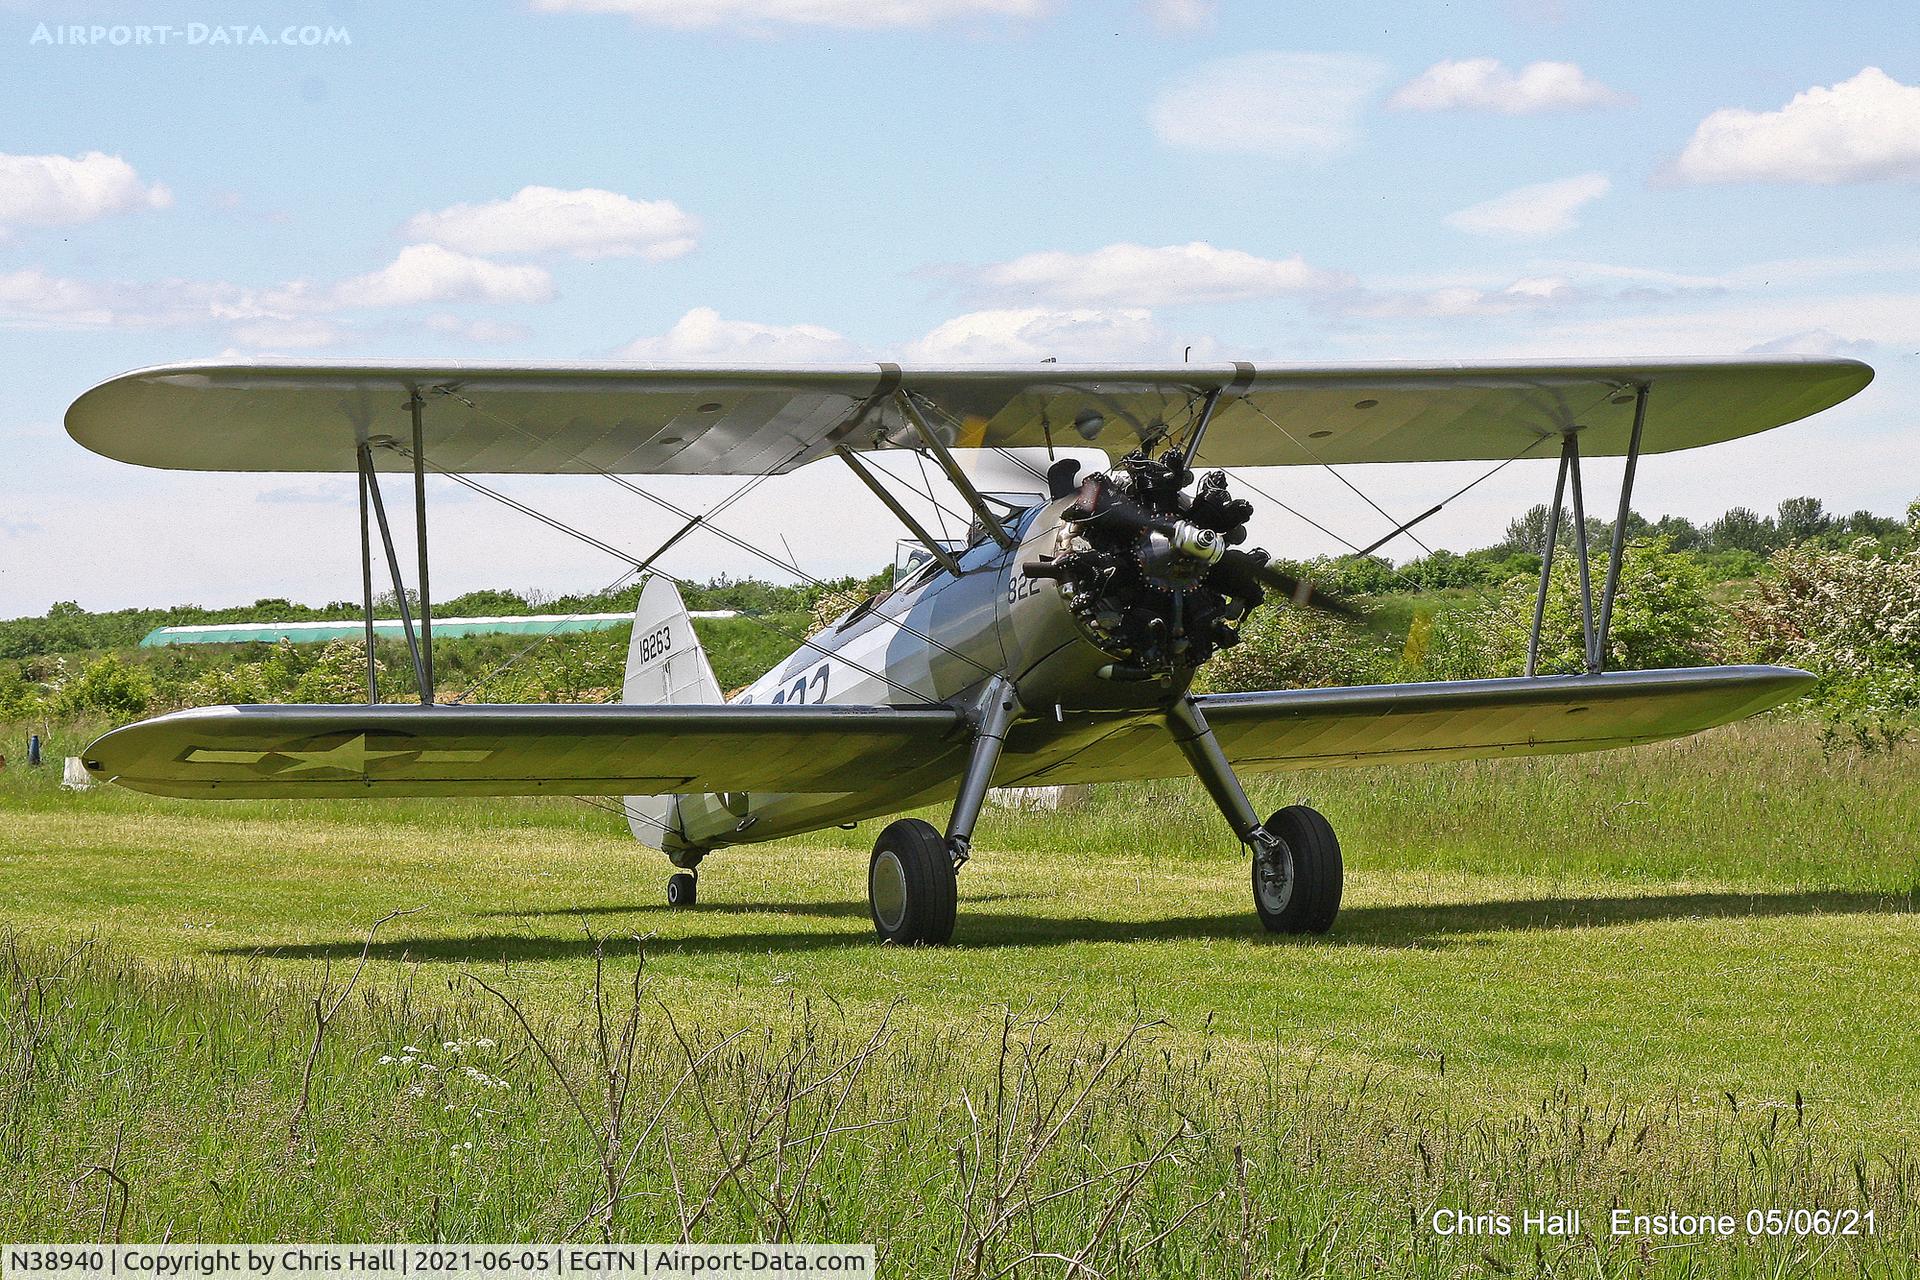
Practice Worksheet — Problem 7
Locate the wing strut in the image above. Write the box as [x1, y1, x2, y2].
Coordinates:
[1523, 382, 1649, 677]
[836, 445, 963, 576]
[408, 390, 436, 704]
[356, 446, 378, 702]
[896, 390, 1017, 549]
[356, 439, 432, 703]
[1593, 382, 1650, 671]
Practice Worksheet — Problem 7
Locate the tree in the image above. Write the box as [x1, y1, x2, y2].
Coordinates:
[1831, 509, 1905, 543]
[1774, 496, 1831, 545]
[1708, 506, 1777, 554]
[1646, 514, 1704, 551]
[440, 588, 533, 616]
[1500, 504, 1576, 556]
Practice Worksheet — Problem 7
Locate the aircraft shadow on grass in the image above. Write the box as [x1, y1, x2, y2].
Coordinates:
[218, 888, 1912, 965]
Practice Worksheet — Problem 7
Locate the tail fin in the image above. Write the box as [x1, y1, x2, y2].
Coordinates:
[622, 577, 722, 851]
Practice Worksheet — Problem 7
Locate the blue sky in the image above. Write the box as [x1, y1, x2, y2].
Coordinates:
[2, 0, 1916, 615]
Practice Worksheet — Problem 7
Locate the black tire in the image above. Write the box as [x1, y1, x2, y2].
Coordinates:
[666, 872, 698, 908]
[868, 818, 958, 945]
[1252, 805, 1342, 935]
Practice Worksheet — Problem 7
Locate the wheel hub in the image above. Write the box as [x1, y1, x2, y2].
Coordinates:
[870, 850, 908, 931]
[1252, 832, 1294, 915]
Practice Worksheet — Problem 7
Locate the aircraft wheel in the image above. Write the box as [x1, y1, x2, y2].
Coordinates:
[666, 872, 698, 908]
[1253, 805, 1341, 935]
[868, 818, 957, 946]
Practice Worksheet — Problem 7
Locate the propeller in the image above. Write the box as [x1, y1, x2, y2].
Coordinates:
[1212, 550, 1369, 623]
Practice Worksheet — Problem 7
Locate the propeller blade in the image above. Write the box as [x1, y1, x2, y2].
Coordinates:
[1215, 550, 1371, 623]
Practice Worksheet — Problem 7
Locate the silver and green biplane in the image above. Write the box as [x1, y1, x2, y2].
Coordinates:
[66, 355, 1870, 944]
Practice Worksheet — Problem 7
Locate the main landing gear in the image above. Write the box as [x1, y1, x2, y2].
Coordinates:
[866, 676, 1018, 945]
[1168, 697, 1342, 934]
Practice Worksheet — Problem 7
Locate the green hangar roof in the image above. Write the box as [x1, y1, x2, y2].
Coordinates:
[140, 612, 736, 647]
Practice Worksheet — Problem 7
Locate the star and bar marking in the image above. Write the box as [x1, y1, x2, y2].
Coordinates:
[186, 734, 493, 775]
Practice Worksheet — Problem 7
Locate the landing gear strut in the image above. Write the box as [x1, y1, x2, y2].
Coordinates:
[1167, 697, 1342, 934]
[865, 676, 1018, 945]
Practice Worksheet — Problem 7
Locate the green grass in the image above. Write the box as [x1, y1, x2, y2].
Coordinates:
[2, 718, 1918, 1272]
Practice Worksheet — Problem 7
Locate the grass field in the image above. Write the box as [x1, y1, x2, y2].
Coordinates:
[3, 716, 1918, 1274]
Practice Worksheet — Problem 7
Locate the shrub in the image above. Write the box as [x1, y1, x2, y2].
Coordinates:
[0, 664, 39, 717]
[1199, 604, 1398, 693]
[1727, 539, 1920, 746]
[292, 639, 383, 703]
[1423, 537, 1719, 679]
[54, 654, 155, 719]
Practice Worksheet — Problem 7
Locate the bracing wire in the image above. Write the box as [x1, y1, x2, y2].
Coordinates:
[411, 461, 939, 704]
[1241, 395, 1436, 557]
[862, 453, 970, 529]
[1226, 435, 1553, 598]
[429, 390, 999, 679]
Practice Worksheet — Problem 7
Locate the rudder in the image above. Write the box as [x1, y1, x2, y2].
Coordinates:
[622, 577, 723, 851]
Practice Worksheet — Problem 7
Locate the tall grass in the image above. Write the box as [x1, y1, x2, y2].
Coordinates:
[2, 932, 1914, 1273]
[4, 716, 1917, 1271]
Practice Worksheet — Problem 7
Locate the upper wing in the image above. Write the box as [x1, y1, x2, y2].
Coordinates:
[82, 701, 967, 799]
[998, 666, 1814, 786]
[66, 356, 1870, 474]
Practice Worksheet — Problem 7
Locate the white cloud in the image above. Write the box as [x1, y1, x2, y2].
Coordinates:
[906, 307, 1165, 362]
[0, 269, 112, 324]
[1150, 52, 1389, 157]
[528, 0, 1047, 30]
[616, 307, 862, 361]
[0, 151, 170, 238]
[1434, 292, 1920, 359]
[404, 186, 699, 261]
[1348, 276, 1579, 319]
[226, 318, 348, 350]
[426, 314, 532, 343]
[1445, 172, 1610, 240]
[970, 241, 1349, 306]
[1141, 0, 1213, 31]
[1672, 67, 1920, 185]
[0, 270, 252, 329]
[329, 245, 555, 308]
[1744, 329, 1878, 358]
[1388, 59, 1622, 114]
[0, 247, 555, 337]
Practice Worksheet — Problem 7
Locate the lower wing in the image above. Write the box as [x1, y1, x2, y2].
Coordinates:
[83, 702, 966, 799]
[1001, 666, 1813, 785]
[84, 666, 1811, 800]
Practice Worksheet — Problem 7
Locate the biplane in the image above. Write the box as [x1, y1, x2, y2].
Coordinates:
[67, 355, 1871, 944]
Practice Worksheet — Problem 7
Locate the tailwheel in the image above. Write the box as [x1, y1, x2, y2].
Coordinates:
[868, 818, 957, 946]
[1252, 804, 1342, 935]
[666, 871, 698, 908]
